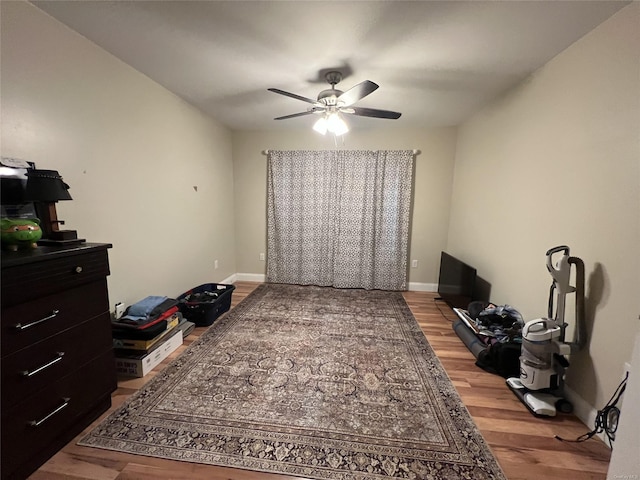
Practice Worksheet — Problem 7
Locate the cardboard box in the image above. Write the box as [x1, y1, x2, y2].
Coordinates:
[115, 329, 183, 377]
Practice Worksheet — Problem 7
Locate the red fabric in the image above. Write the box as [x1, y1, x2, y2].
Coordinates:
[135, 305, 179, 330]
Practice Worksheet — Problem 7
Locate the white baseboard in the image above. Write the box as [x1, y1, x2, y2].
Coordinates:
[220, 273, 237, 285]
[408, 282, 438, 292]
[564, 385, 610, 447]
[235, 273, 266, 283]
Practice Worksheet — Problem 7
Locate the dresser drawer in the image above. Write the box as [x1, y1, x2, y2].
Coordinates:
[1, 248, 110, 307]
[1, 280, 109, 357]
[2, 312, 113, 409]
[1, 350, 116, 479]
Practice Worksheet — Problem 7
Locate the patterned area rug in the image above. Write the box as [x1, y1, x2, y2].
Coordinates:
[79, 284, 506, 480]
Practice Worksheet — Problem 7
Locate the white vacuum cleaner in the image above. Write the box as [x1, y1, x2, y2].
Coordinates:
[507, 245, 586, 416]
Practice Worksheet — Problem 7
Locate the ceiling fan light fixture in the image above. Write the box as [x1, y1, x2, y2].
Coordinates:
[313, 116, 328, 135]
[327, 112, 349, 136]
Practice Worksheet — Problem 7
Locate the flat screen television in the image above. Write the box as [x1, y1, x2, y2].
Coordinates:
[437, 251, 477, 309]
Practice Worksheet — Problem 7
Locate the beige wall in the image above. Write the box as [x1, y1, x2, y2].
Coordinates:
[1, 1, 237, 307]
[232, 128, 458, 287]
[449, 3, 640, 412]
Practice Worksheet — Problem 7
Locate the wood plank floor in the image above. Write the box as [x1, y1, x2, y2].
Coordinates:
[29, 282, 611, 480]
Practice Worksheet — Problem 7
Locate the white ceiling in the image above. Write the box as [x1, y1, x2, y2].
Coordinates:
[32, 0, 629, 132]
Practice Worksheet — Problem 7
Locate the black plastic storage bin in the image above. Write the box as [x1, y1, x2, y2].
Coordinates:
[177, 283, 235, 326]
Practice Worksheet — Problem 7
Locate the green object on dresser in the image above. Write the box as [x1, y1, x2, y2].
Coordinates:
[0, 218, 42, 250]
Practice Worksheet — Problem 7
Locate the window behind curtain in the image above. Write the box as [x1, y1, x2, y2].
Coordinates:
[266, 150, 414, 290]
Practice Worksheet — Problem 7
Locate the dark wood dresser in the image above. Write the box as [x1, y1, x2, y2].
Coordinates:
[1, 243, 117, 480]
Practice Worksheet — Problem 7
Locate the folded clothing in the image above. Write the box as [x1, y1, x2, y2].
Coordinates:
[127, 295, 168, 317]
[112, 310, 181, 340]
[117, 297, 178, 327]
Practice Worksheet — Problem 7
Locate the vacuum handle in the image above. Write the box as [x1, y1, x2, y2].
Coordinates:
[546, 245, 570, 257]
[546, 246, 572, 292]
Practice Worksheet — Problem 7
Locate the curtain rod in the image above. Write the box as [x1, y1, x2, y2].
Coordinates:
[262, 149, 421, 155]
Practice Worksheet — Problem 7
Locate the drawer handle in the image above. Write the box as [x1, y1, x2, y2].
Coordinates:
[28, 398, 70, 427]
[74, 266, 83, 273]
[14, 309, 60, 331]
[21, 352, 65, 377]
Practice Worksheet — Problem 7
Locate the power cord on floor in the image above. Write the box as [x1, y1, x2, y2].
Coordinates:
[555, 371, 628, 448]
[433, 297, 454, 321]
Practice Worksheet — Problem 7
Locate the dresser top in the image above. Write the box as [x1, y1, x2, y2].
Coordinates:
[1, 242, 112, 268]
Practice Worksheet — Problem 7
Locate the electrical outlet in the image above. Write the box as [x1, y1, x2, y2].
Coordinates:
[214, 259, 219, 269]
[411, 259, 418, 268]
[259, 253, 265, 261]
[114, 302, 125, 319]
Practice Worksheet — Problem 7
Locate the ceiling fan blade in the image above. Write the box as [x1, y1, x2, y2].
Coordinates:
[268, 88, 320, 105]
[346, 106, 402, 119]
[274, 111, 316, 120]
[337, 80, 379, 106]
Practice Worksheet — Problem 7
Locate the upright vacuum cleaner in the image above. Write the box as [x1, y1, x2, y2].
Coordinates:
[507, 245, 586, 416]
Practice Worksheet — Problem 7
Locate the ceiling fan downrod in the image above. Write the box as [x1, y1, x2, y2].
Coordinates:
[318, 71, 344, 105]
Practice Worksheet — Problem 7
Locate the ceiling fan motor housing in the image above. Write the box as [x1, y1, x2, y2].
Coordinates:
[317, 89, 344, 105]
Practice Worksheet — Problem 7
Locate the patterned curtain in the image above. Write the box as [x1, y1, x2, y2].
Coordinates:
[266, 150, 414, 290]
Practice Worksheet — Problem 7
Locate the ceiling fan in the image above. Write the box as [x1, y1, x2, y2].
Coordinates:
[268, 71, 401, 135]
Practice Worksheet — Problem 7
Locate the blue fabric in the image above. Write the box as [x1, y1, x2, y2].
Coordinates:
[124, 296, 168, 322]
